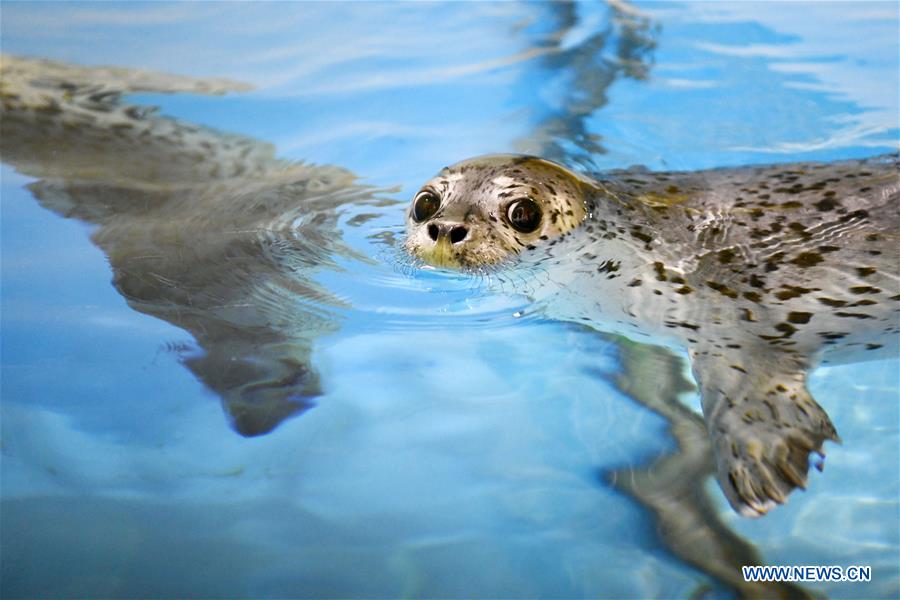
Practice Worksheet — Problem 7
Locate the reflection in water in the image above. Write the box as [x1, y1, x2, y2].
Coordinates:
[1, 54, 391, 436]
[513, 0, 657, 170]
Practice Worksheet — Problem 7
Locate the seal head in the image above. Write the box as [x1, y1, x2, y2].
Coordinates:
[405, 155, 589, 268]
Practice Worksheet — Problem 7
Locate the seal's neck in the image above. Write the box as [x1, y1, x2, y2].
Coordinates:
[578, 179, 677, 267]
[509, 177, 692, 344]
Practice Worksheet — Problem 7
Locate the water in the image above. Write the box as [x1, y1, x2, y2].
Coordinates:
[1, 1, 898, 598]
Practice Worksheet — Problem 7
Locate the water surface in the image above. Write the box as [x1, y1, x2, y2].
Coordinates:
[1, 2, 898, 598]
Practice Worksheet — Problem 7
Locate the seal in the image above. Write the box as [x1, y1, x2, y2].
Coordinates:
[405, 153, 900, 516]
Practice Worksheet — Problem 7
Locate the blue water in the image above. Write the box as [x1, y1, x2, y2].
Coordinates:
[1, 2, 898, 598]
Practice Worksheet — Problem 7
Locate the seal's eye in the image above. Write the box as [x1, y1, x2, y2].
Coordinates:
[412, 190, 440, 222]
[507, 198, 542, 233]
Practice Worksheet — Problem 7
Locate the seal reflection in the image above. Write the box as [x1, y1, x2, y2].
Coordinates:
[0, 54, 389, 436]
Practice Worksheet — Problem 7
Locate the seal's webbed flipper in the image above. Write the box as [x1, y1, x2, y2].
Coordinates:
[690, 346, 839, 516]
[609, 338, 814, 598]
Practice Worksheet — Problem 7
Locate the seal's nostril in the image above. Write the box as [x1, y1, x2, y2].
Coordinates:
[427, 223, 439, 241]
[449, 226, 467, 244]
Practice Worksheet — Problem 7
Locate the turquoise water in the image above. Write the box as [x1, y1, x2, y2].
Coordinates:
[1, 2, 898, 598]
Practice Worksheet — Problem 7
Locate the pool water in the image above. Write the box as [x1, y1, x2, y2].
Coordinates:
[1, 2, 898, 598]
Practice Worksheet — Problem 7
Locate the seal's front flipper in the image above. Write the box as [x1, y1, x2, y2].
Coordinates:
[690, 347, 839, 516]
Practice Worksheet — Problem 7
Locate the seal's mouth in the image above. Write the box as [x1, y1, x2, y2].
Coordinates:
[420, 237, 462, 268]
[408, 239, 467, 268]
[404, 235, 513, 270]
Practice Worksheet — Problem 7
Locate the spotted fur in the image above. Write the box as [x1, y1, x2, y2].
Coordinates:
[406, 153, 900, 516]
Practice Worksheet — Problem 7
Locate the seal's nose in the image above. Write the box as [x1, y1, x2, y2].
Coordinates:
[427, 222, 468, 244]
